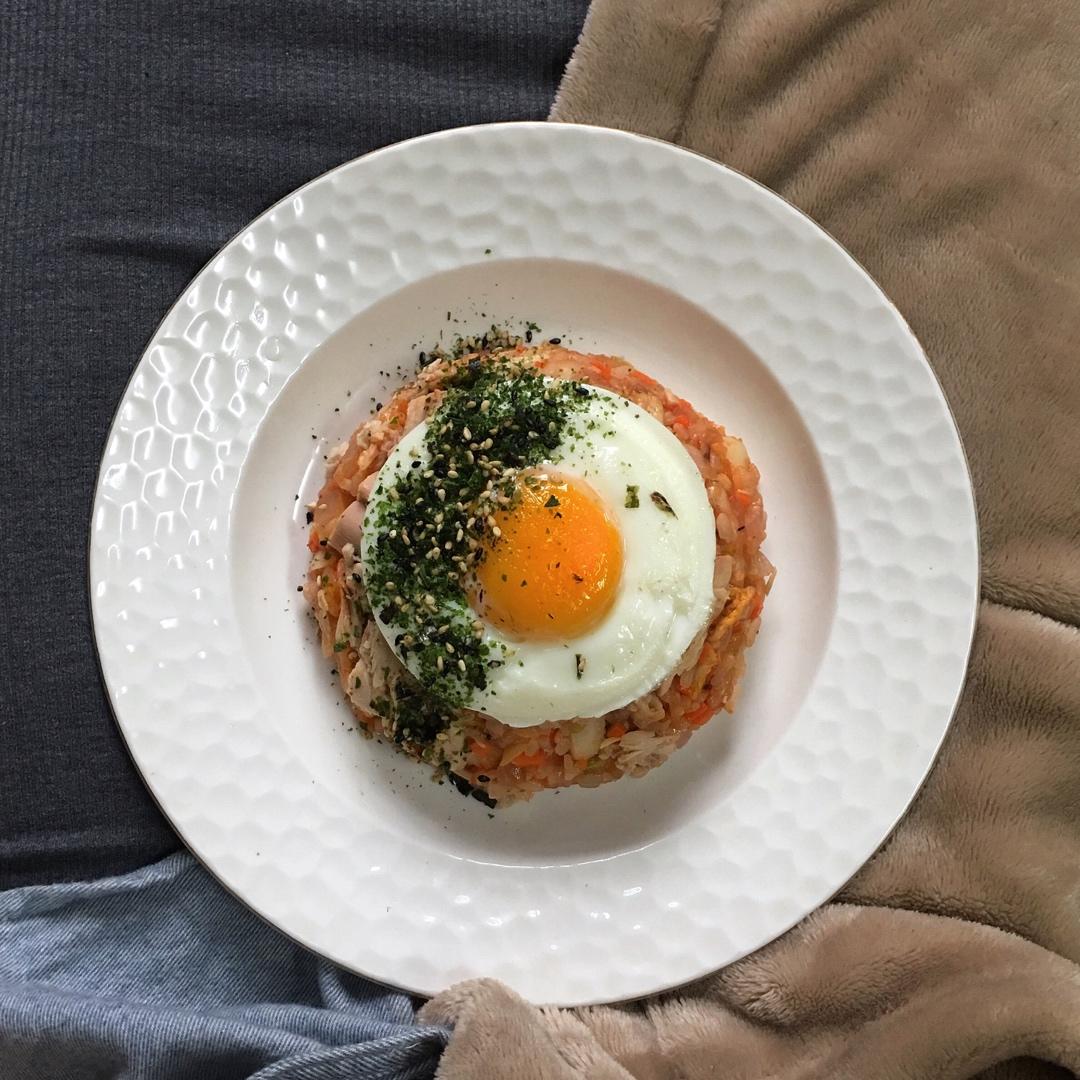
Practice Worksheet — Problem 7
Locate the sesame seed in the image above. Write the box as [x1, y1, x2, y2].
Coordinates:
[458, 659, 467, 671]
[445, 642, 455, 654]
[462, 427, 471, 440]
[436, 656, 444, 672]
[492, 526, 502, 538]
[480, 399, 490, 413]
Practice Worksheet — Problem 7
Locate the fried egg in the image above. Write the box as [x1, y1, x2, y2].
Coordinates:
[362, 383, 716, 726]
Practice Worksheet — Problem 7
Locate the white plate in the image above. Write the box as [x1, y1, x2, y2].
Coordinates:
[90, 122, 978, 1005]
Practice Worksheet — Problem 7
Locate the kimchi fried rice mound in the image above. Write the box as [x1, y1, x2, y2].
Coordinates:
[303, 342, 774, 807]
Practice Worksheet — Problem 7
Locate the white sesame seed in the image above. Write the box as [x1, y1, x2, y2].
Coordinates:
[492, 526, 502, 538]
[445, 642, 455, 654]
[436, 489, 446, 501]
[480, 399, 490, 413]
[462, 427, 471, 441]
[436, 656, 444, 672]
[458, 659, 467, 671]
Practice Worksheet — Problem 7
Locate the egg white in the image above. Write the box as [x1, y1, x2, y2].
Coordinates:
[362, 383, 717, 727]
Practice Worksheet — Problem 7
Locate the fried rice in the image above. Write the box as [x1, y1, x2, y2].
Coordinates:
[303, 342, 774, 806]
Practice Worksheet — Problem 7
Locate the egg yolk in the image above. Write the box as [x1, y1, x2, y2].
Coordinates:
[472, 472, 623, 641]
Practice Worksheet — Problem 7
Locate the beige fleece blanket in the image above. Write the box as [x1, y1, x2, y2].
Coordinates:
[420, 3, 1080, 1076]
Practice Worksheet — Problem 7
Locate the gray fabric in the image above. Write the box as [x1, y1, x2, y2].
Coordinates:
[0, 0, 589, 888]
[0, 852, 448, 1079]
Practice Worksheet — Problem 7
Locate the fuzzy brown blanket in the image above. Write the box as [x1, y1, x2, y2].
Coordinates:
[420, 3, 1080, 1077]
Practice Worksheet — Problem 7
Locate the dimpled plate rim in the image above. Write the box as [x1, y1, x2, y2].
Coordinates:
[89, 122, 979, 1005]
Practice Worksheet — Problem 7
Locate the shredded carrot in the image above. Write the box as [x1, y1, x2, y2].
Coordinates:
[513, 749, 549, 768]
[606, 722, 628, 739]
[629, 367, 659, 387]
[307, 531, 321, 553]
[321, 581, 342, 617]
[589, 357, 613, 380]
[733, 489, 753, 509]
[687, 703, 713, 727]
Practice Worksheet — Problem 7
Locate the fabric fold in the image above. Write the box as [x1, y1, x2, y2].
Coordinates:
[0, 854, 447, 1080]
